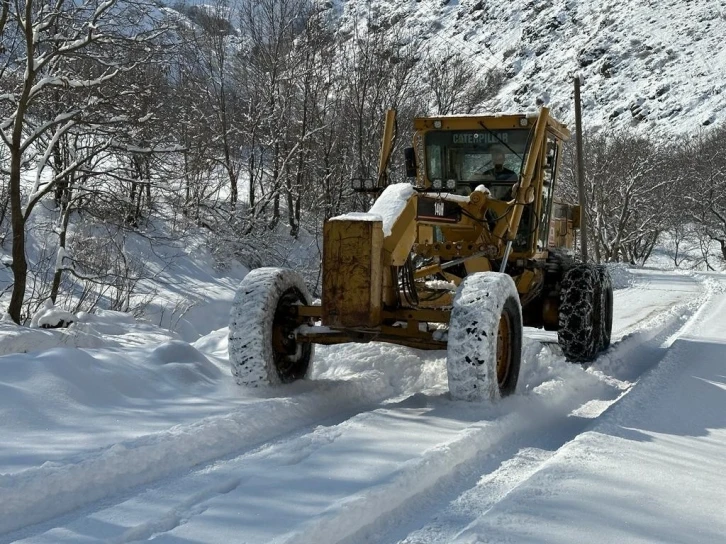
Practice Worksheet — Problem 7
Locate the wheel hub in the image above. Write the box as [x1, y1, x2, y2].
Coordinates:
[272, 288, 312, 380]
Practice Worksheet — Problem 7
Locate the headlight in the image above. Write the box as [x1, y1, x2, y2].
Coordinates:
[446, 179, 456, 190]
[432, 179, 443, 190]
[351, 178, 379, 192]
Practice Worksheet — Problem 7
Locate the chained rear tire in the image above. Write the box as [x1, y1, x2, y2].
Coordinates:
[595, 266, 614, 351]
[557, 264, 599, 362]
[447, 272, 522, 401]
[229, 267, 314, 386]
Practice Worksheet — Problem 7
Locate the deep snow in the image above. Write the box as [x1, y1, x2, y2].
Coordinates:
[1, 267, 725, 543]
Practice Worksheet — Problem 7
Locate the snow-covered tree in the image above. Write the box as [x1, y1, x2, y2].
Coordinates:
[559, 132, 670, 264]
[0, 0, 168, 322]
[681, 127, 726, 266]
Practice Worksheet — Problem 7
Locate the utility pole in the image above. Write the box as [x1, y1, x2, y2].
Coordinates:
[574, 75, 589, 262]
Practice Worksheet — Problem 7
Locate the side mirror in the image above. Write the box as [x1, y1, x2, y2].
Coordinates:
[403, 147, 417, 178]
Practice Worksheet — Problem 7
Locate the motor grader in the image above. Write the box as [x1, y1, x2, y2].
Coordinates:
[229, 107, 613, 401]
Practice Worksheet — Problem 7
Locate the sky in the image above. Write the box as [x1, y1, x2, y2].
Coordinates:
[1, 264, 725, 543]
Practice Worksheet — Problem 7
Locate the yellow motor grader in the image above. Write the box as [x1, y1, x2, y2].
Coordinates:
[229, 107, 613, 401]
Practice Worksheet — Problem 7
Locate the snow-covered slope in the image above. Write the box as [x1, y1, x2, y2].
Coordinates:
[334, 0, 726, 136]
[2, 268, 725, 543]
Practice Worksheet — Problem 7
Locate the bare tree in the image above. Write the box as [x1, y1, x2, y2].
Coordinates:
[559, 132, 670, 264]
[680, 127, 726, 264]
[0, 0, 167, 322]
[173, 0, 243, 210]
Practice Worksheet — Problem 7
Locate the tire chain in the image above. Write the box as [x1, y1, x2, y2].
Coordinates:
[558, 264, 598, 362]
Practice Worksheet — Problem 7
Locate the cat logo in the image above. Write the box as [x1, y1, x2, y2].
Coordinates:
[416, 197, 460, 223]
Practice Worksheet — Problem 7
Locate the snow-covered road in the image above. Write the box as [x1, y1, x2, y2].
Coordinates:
[2, 269, 725, 543]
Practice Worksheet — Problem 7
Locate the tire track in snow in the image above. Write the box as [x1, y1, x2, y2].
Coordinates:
[276, 394, 605, 544]
[5, 272, 710, 543]
[107, 477, 243, 544]
[0, 373, 401, 539]
[395, 282, 722, 544]
[281, 287, 710, 544]
[101, 283, 699, 544]
[107, 421, 350, 544]
[9, 398, 416, 544]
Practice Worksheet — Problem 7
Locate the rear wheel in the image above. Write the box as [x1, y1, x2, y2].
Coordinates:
[557, 264, 599, 362]
[447, 272, 522, 401]
[595, 266, 614, 351]
[229, 268, 314, 386]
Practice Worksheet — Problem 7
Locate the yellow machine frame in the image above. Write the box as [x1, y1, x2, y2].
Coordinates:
[295, 108, 576, 350]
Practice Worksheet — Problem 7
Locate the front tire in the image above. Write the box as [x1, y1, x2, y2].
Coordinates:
[447, 272, 522, 401]
[229, 267, 314, 386]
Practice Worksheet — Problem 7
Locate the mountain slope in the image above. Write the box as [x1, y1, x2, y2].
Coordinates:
[333, 0, 726, 136]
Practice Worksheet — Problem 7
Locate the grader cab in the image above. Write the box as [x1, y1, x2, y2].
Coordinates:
[229, 108, 613, 401]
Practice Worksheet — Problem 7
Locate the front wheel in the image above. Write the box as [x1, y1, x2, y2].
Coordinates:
[228, 267, 314, 386]
[446, 272, 522, 401]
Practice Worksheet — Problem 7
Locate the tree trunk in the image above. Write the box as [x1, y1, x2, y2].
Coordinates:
[127, 182, 138, 226]
[269, 141, 281, 230]
[53, 141, 67, 208]
[228, 163, 238, 209]
[286, 179, 297, 237]
[248, 153, 256, 208]
[135, 186, 143, 224]
[294, 190, 301, 237]
[8, 156, 27, 324]
[50, 206, 72, 303]
[7, 63, 32, 323]
[144, 158, 152, 209]
[270, 192, 280, 230]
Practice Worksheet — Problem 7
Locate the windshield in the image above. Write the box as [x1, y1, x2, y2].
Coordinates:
[424, 129, 531, 195]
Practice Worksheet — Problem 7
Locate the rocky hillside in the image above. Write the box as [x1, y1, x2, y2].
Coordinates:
[329, 0, 726, 137]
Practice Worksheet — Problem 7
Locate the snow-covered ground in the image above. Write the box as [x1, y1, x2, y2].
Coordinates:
[1, 266, 724, 543]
